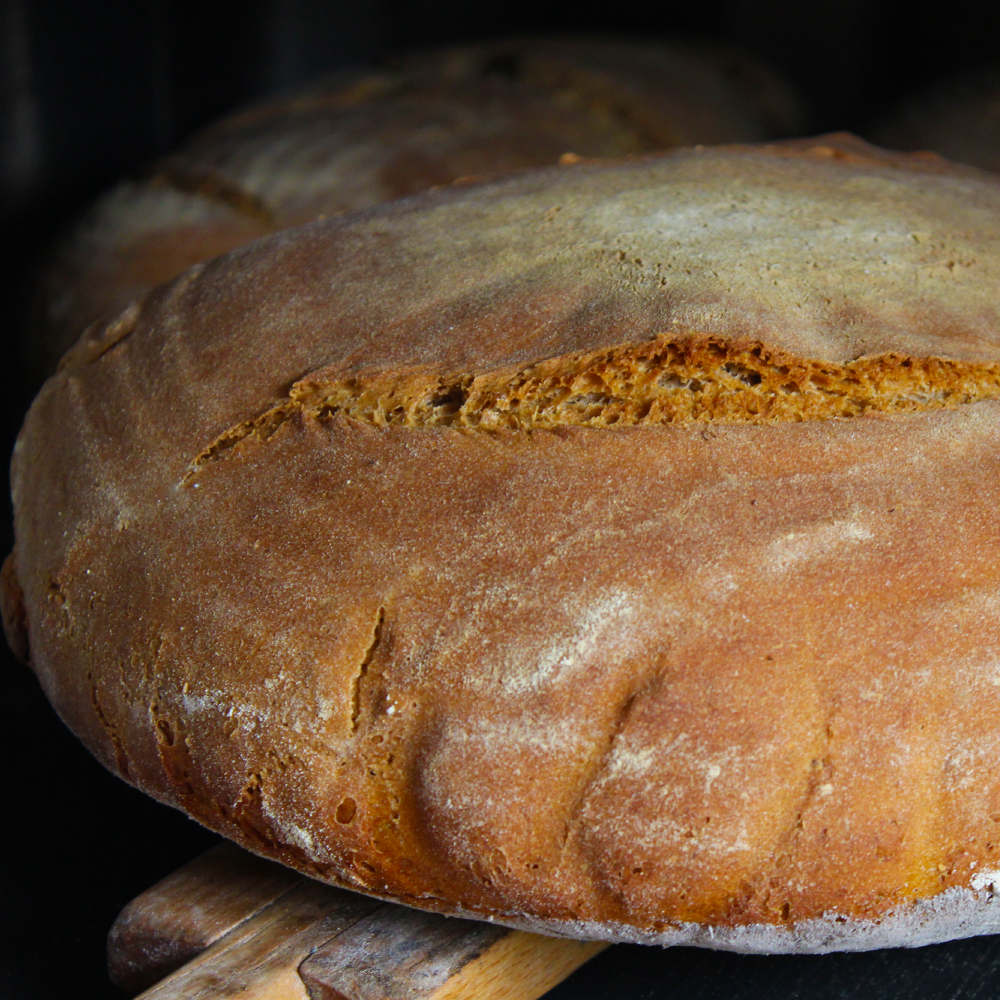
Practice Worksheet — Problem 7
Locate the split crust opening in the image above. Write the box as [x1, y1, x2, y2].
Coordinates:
[184, 335, 1000, 481]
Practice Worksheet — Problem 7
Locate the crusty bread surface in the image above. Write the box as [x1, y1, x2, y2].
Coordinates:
[36, 38, 801, 371]
[12, 135, 1000, 953]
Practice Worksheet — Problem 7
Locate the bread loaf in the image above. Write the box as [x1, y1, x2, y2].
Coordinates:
[35, 38, 801, 371]
[11, 134, 1000, 954]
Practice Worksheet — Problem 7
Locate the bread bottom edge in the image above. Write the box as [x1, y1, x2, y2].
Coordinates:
[460, 880, 1000, 954]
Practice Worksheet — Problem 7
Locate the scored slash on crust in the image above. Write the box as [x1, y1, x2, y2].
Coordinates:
[181, 333, 1000, 485]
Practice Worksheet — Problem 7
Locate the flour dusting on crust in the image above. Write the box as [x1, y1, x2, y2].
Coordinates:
[477, 877, 1000, 953]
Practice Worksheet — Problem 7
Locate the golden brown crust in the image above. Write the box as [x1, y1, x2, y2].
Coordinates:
[34, 39, 801, 371]
[14, 139, 1000, 950]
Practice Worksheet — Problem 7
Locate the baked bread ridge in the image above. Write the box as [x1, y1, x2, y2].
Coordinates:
[12, 137, 1000, 951]
[497, 878, 1000, 953]
[35, 37, 801, 372]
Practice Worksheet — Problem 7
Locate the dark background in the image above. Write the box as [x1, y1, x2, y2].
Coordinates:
[3, 1, 1000, 997]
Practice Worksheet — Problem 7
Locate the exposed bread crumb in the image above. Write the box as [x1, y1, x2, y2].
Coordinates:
[184, 335, 1000, 482]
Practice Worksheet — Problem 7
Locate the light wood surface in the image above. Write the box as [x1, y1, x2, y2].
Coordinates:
[299, 904, 606, 1000]
[111, 843, 606, 1000]
[134, 879, 379, 1000]
[109, 842, 302, 994]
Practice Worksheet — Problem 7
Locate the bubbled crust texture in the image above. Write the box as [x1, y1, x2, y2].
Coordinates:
[36, 38, 801, 370]
[14, 138, 1000, 951]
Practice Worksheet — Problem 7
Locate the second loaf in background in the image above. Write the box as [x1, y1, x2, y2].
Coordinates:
[34, 37, 801, 370]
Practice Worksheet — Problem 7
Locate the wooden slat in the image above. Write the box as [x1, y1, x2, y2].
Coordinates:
[431, 932, 606, 1000]
[108, 842, 303, 995]
[110, 842, 607, 1000]
[134, 880, 380, 1000]
[299, 904, 607, 1000]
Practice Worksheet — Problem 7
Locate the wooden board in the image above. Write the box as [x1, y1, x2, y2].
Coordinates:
[109, 843, 302, 994]
[299, 905, 605, 1000]
[108, 842, 606, 1000]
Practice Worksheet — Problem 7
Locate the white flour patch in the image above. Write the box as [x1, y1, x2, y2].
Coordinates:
[260, 798, 335, 866]
[417, 715, 597, 846]
[601, 734, 688, 780]
[765, 519, 872, 574]
[501, 587, 648, 695]
[970, 870, 1000, 892]
[705, 763, 722, 794]
[179, 689, 272, 730]
[429, 715, 592, 757]
[273, 815, 317, 855]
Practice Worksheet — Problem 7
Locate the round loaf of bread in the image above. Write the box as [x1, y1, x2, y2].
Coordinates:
[11, 134, 1000, 954]
[35, 37, 801, 371]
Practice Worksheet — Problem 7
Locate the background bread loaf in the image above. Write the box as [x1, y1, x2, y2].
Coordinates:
[34, 38, 802, 372]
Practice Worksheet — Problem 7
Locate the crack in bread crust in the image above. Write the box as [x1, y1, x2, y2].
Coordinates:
[182, 335, 1000, 484]
[152, 164, 276, 227]
[351, 607, 386, 735]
